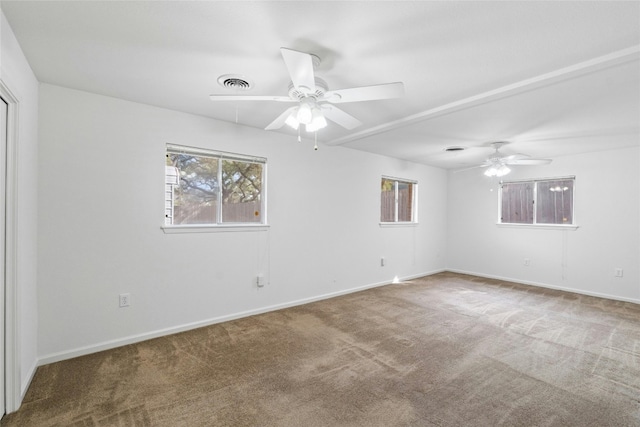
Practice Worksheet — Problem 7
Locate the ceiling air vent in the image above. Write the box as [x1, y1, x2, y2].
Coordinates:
[444, 146, 466, 152]
[217, 74, 253, 91]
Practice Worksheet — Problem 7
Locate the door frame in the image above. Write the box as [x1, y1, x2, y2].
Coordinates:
[0, 79, 20, 414]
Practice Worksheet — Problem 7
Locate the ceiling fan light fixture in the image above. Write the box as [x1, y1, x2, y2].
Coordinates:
[306, 108, 327, 132]
[285, 109, 300, 130]
[296, 98, 315, 124]
[484, 164, 511, 177]
[498, 165, 511, 176]
[484, 167, 498, 177]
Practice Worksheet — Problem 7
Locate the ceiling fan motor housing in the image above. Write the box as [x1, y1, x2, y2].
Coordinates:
[288, 77, 328, 100]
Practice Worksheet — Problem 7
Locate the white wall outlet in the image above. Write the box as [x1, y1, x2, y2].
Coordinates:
[381, 257, 385, 267]
[119, 293, 130, 307]
[524, 258, 531, 266]
[256, 275, 265, 287]
[614, 268, 624, 278]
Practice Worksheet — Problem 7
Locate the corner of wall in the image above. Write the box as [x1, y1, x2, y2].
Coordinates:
[1, 7, 41, 413]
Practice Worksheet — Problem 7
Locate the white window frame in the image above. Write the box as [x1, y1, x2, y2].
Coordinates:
[162, 144, 268, 233]
[498, 176, 578, 230]
[380, 176, 418, 226]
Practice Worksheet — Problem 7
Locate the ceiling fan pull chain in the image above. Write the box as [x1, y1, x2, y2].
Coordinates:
[314, 132, 318, 151]
[297, 127, 301, 143]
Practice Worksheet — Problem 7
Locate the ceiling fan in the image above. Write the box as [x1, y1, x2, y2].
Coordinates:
[465, 141, 552, 177]
[209, 47, 404, 133]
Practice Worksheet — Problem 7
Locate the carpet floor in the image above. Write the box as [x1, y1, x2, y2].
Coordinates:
[3, 272, 640, 426]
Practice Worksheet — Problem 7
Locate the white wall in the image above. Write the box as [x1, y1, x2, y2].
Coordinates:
[447, 145, 640, 303]
[37, 84, 447, 363]
[0, 10, 40, 404]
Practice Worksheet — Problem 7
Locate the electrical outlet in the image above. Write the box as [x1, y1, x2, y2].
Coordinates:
[614, 268, 624, 278]
[381, 257, 385, 267]
[256, 275, 265, 287]
[119, 293, 130, 307]
[524, 258, 531, 266]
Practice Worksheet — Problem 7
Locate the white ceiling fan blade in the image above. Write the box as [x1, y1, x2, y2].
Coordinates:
[324, 82, 404, 104]
[507, 158, 553, 165]
[453, 164, 489, 173]
[280, 47, 316, 94]
[209, 95, 294, 102]
[501, 153, 529, 161]
[265, 107, 298, 130]
[321, 104, 363, 130]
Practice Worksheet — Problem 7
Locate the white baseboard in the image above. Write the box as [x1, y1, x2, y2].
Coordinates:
[446, 268, 640, 305]
[6, 358, 40, 414]
[21, 359, 38, 402]
[38, 269, 445, 366]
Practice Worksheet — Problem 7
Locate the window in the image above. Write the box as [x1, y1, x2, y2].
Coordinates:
[165, 144, 266, 226]
[381, 177, 417, 223]
[500, 177, 574, 225]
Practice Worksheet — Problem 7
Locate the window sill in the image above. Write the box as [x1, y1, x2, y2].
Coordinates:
[496, 223, 579, 231]
[162, 224, 270, 234]
[379, 222, 419, 228]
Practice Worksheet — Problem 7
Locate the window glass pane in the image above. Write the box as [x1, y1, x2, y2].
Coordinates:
[221, 160, 263, 223]
[167, 153, 219, 224]
[536, 179, 573, 224]
[165, 147, 267, 227]
[397, 182, 413, 222]
[381, 178, 395, 222]
[501, 182, 533, 223]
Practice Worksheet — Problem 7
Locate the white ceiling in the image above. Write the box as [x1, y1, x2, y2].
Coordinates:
[2, 1, 639, 169]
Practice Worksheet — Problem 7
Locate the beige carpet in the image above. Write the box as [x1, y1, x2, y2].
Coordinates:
[3, 272, 640, 426]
